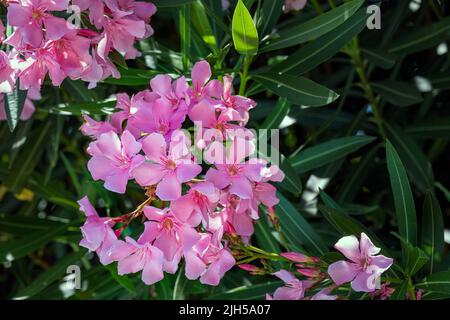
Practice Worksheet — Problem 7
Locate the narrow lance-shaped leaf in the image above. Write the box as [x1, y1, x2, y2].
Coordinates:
[260, 0, 364, 52]
[372, 80, 423, 107]
[259, 0, 284, 37]
[384, 122, 434, 193]
[232, 0, 259, 55]
[422, 192, 444, 275]
[386, 140, 417, 246]
[254, 73, 339, 107]
[271, 8, 368, 75]
[289, 136, 376, 174]
[179, 4, 191, 71]
[14, 249, 87, 299]
[4, 80, 28, 132]
[276, 193, 327, 256]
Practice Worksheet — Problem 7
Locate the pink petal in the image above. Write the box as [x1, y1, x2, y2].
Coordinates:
[141, 247, 165, 285]
[87, 156, 116, 180]
[191, 60, 211, 91]
[141, 133, 167, 161]
[360, 232, 381, 257]
[176, 163, 202, 183]
[132, 163, 165, 186]
[118, 251, 145, 275]
[184, 250, 206, 280]
[104, 171, 129, 193]
[273, 270, 297, 284]
[229, 176, 253, 199]
[156, 174, 181, 200]
[205, 168, 229, 189]
[327, 260, 359, 286]
[351, 270, 378, 293]
[334, 234, 361, 263]
[121, 130, 141, 158]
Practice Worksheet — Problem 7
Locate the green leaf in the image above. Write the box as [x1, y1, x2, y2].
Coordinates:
[278, 155, 302, 195]
[261, 98, 290, 130]
[317, 198, 391, 255]
[386, 140, 417, 246]
[270, 8, 368, 75]
[392, 233, 428, 277]
[254, 210, 281, 254]
[4, 80, 28, 132]
[388, 16, 450, 56]
[384, 123, 434, 192]
[103, 67, 160, 86]
[416, 271, 450, 294]
[276, 193, 327, 256]
[105, 264, 137, 294]
[290, 136, 376, 174]
[152, 0, 194, 6]
[232, 0, 259, 55]
[421, 192, 444, 275]
[46, 100, 116, 116]
[391, 280, 409, 300]
[259, 0, 284, 37]
[179, 4, 191, 71]
[405, 118, 450, 138]
[191, 0, 218, 53]
[260, 0, 364, 52]
[361, 48, 396, 70]
[0, 215, 65, 235]
[207, 281, 282, 300]
[0, 221, 79, 263]
[5, 121, 52, 193]
[372, 80, 423, 107]
[429, 72, 450, 90]
[254, 73, 339, 107]
[14, 249, 87, 299]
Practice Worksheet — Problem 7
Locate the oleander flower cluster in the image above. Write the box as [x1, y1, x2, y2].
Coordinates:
[78, 60, 285, 286]
[0, 0, 156, 120]
[264, 233, 394, 300]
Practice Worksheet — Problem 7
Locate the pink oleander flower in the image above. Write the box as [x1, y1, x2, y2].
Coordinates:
[72, 0, 105, 29]
[108, 235, 165, 285]
[284, 0, 307, 13]
[97, 4, 155, 60]
[170, 181, 220, 226]
[204, 139, 267, 200]
[327, 233, 393, 292]
[80, 115, 117, 139]
[184, 228, 235, 286]
[189, 60, 222, 103]
[220, 75, 256, 125]
[142, 206, 201, 262]
[132, 97, 186, 139]
[150, 74, 190, 112]
[7, 0, 71, 48]
[18, 30, 93, 91]
[110, 91, 154, 137]
[78, 196, 117, 265]
[189, 100, 244, 146]
[132, 131, 202, 200]
[87, 130, 145, 193]
[268, 270, 313, 300]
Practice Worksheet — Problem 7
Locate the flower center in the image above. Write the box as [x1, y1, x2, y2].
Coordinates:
[162, 218, 174, 230]
[32, 9, 44, 20]
[227, 165, 240, 176]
